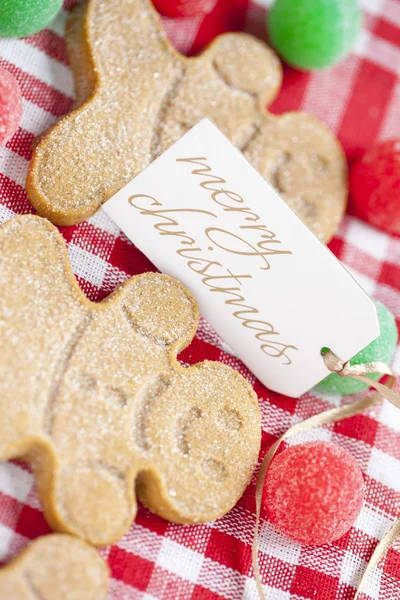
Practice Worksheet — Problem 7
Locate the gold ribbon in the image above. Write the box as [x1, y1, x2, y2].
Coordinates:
[322, 350, 400, 409]
[253, 351, 400, 600]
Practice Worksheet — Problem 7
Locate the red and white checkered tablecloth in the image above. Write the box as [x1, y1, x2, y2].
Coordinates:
[0, 1, 400, 599]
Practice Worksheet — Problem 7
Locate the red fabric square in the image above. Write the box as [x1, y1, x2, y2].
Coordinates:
[291, 565, 339, 600]
[379, 261, 400, 291]
[15, 505, 51, 539]
[109, 547, 154, 589]
[334, 414, 378, 446]
[384, 548, 400, 580]
[192, 585, 225, 600]
[205, 529, 251, 575]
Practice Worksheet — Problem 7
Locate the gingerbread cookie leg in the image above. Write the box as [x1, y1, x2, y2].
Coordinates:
[0, 534, 109, 600]
[137, 362, 261, 524]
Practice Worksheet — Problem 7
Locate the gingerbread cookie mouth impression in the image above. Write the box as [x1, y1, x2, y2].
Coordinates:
[26, 0, 347, 243]
[0, 215, 260, 546]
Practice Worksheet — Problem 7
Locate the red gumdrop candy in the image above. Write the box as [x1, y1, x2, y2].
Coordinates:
[152, 0, 217, 17]
[0, 67, 22, 147]
[350, 140, 400, 236]
[263, 441, 365, 546]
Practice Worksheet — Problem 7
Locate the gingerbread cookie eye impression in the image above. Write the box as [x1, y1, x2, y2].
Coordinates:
[0, 215, 260, 545]
[26, 0, 347, 243]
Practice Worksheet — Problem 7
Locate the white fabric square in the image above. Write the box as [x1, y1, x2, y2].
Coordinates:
[21, 99, 58, 137]
[346, 219, 390, 262]
[259, 521, 302, 565]
[118, 525, 163, 564]
[0, 524, 15, 560]
[108, 578, 143, 600]
[0, 205, 16, 225]
[364, 567, 383, 600]
[312, 389, 344, 407]
[242, 577, 290, 600]
[68, 243, 108, 288]
[91, 209, 122, 237]
[0, 149, 28, 188]
[0, 463, 33, 503]
[378, 399, 400, 433]
[367, 448, 400, 492]
[355, 505, 395, 540]
[198, 558, 246, 600]
[0, 39, 73, 97]
[340, 550, 365, 587]
[158, 538, 203, 583]
[287, 426, 333, 446]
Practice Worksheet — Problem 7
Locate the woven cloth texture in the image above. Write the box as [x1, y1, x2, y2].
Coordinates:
[0, 1, 400, 599]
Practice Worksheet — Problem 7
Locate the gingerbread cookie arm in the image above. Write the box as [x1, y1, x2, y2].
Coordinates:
[244, 112, 348, 243]
[202, 33, 283, 109]
[0, 216, 88, 462]
[27, 0, 183, 225]
[0, 534, 108, 600]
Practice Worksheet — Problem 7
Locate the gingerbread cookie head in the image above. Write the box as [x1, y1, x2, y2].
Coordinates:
[0, 534, 108, 600]
[26, 0, 347, 243]
[0, 215, 260, 545]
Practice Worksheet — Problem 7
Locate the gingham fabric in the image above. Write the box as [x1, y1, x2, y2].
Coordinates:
[0, 1, 400, 599]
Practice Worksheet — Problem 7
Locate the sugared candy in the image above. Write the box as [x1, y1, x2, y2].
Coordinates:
[152, 0, 217, 18]
[0, 67, 23, 146]
[0, 0, 63, 38]
[263, 441, 365, 545]
[267, 0, 361, 70]
[316, 301, 398, 396]
[350, 140, 400, 235]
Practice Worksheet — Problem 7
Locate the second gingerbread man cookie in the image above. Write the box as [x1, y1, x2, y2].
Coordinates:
[27, 0, 347, 243]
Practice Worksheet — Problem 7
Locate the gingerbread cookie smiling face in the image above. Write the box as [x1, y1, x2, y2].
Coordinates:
[0, 215, 260, 546]
[26, 0, 347, 243]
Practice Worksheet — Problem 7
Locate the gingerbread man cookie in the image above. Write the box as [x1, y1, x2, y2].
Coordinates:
[0, 534, 108, 599]
[26, 0, 347, 243]
[0, 215, 260, 546]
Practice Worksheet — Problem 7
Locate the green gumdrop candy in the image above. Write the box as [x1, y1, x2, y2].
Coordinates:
[0, 0, 63, 38]
[267, 0, 362, 70]
[316, 301, 398, 396]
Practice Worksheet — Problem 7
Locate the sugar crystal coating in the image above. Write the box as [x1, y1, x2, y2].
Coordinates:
[316, 301, 398, 395]
[350, 140, 400, 236]
[0, 0, 63, 38]
[0, 67, 22, 146]
[27, 0, 347, 243]
[267, 0, 361, 70]
[152, 0, 217, 17]
[263, 441, 365, 545]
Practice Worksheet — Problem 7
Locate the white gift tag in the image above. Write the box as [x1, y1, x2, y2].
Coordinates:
[103, 119, 379, 397]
